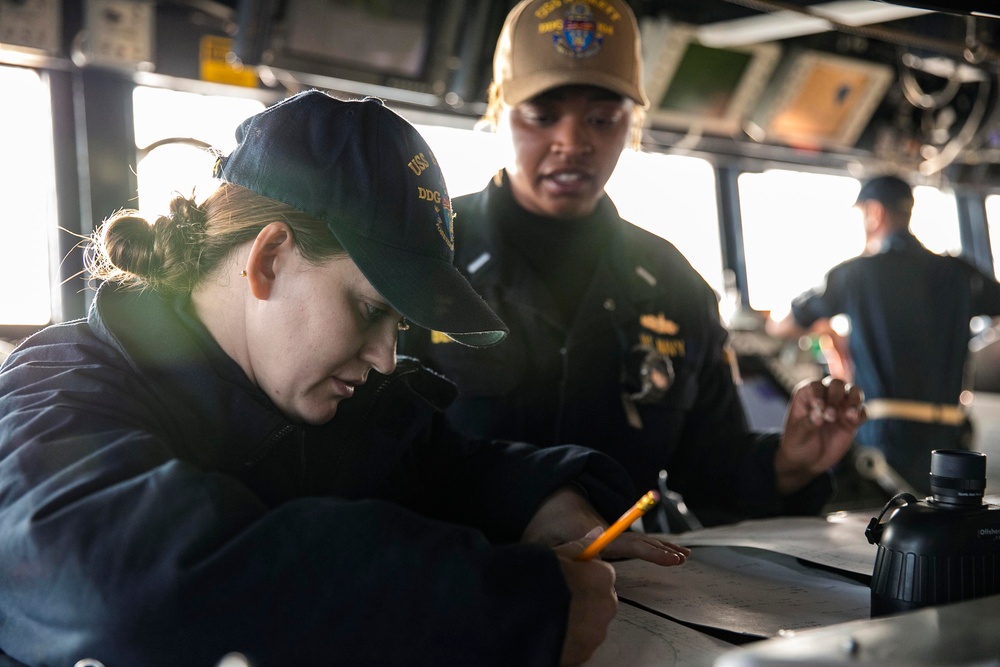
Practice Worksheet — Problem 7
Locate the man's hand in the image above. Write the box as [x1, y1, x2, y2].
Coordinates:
[776, 376, 865, 494]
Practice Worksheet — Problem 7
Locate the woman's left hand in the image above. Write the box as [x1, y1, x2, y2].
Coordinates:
[590, 531, 689, 566]
[523, 487, 690, 566]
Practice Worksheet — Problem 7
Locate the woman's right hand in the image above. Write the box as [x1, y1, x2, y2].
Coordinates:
[553, 531, 618, 666]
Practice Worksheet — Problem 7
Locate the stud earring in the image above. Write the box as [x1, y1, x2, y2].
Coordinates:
[397, 319, 410, 331]
[239, 270, 247, 277]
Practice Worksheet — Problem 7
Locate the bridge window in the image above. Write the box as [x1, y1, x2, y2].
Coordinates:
[133, 86, 266, 216]
[740, 169, 961, 316]
[740, 170, 865, 316]
[0, 65, 56, 326]
[983, 194, 1000, 279]
[910, 185, 962, 256]
[608, 151, 724, 298]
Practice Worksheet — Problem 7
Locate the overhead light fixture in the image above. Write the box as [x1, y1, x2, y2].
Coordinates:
[697, 0, 931, 47]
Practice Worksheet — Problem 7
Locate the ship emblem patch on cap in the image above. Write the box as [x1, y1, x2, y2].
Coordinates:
[551, 3, 604, 59]
[436, 189, 454, 251]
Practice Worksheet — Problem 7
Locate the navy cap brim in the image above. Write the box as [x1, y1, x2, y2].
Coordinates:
[334, 224, 508, 347]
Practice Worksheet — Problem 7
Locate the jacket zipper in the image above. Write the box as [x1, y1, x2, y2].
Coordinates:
[554, 344, 569, 444]
[244, 423, 298, 467]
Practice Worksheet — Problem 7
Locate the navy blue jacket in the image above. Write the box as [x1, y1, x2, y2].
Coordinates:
[791, 229, 1000, 490]
[0, 284, 635, 667]
[401, 176, 831, 527]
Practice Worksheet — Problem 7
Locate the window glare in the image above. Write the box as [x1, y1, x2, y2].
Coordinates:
[413, 125, 508, 198]
[910, 185, 961, 256]
[133, 87, 265, 215]
[607, 152, 724, 297]
[0, 65, 56, 325]
[986, 194, 1000, 279]
[740, 170, 864, 316]
[742, 170, 961, 316]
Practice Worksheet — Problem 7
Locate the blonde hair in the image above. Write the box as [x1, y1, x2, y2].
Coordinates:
[483, 82, 647, 151]
[87, 183, 345, 295]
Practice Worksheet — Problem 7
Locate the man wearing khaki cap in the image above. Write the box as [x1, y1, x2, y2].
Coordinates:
[401, 0, 864, 530]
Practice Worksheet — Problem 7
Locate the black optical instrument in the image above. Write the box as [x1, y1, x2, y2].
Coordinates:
[865, 449, 1000, 617]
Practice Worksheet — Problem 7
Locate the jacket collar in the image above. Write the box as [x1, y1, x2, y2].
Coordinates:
[455, 173, 662, 336]
[878, 229, 925, 254]
[459, 173, 629, 281]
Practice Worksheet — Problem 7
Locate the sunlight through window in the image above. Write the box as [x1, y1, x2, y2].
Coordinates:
[740, 170, 961, 317]
[412, 124, 509, 198]
[608, 151, 723, 297]
[911, 185, 962, 256]
[984, 194, 1000, 280]
[740, 170, 864, 317]
[133, 87, 266, 215]
[0, 65, 56, 325]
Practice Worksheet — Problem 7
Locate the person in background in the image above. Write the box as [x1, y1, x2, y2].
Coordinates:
[0, 91, 689, 667]
[399, 0, 864, 530]
[767, 175, 1000, 495]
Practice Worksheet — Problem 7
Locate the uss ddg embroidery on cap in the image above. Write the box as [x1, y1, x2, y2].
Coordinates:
[410, 149, 454, 252]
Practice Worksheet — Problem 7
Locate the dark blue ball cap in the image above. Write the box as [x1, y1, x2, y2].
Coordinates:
[213, 90, 507, 347]
[854, 175, 914, 213]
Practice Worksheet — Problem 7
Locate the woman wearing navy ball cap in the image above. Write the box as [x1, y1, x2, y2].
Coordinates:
[0, 90, 687, 667]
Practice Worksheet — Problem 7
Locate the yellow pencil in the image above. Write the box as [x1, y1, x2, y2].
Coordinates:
[576, 490, 660, 561]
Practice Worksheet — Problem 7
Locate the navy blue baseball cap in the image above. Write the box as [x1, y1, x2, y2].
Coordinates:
[213, 90, 507, 347]
[854, 175, 914, 213]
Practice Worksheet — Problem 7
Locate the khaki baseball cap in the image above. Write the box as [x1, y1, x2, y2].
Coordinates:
[493, 0, 649, 108]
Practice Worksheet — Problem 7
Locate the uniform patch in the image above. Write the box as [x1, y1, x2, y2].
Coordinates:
[430, 331, 454, 344]
[639, 333, 685, 358]
[623, 345, 675, 403]
[640, 313, 679, 336]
